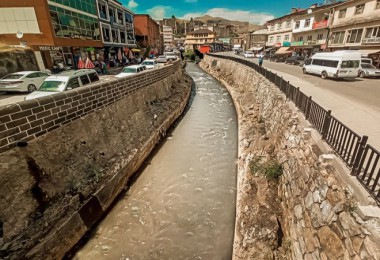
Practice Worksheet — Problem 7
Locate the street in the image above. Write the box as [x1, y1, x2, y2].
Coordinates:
[218, 52, 380, 150]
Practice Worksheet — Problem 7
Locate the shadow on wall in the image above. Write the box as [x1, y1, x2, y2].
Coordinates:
[0, 47, 39, 78]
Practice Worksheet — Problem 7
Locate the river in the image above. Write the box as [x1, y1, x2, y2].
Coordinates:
[72, 62, 238, 260]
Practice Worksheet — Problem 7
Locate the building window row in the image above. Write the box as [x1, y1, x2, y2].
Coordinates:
[101, 23, 131, 43]
[50, 0, 97, 15]
[331, 26, 380, 45]
[339, 1, 380, 19]
[97, 0, 133, 26]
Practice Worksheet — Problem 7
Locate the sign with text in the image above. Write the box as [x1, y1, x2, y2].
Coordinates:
[39, 46, 61, 51]
[312, 20, 328, 29]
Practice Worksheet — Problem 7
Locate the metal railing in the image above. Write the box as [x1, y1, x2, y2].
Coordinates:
[207, 53, 380, 203]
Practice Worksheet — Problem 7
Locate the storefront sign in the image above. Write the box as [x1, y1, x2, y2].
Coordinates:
[312, 20, 328, 29]
[282, 41, 291, 47]
[362, 37, 380, 44]
[291, 41, 304, 46]
[39, 46, 61, 51]
[305, 40, 317, 45]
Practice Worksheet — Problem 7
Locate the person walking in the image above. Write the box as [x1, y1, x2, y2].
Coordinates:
[258, 56, 264, 67]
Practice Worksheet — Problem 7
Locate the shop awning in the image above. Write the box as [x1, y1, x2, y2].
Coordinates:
[356, 49, 380, 57]
[249, 46, 263, 51]
[264, 47, 274, 52]
[275, 47, 292, 54]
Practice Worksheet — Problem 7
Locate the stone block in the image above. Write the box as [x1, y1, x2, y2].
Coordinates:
[356, 205, 380, 221]
[318, 154, 334, 164]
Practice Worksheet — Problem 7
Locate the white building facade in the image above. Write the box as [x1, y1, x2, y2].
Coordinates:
[162, 25, 174, 48]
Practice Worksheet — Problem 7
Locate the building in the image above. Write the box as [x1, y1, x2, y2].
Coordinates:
[290, 3, 341, 57]
[96, 0, 136, 61]
[328, 0, 380, 67]
[0, 0, 103, 70]
[184, 29, 216, 51]
[265, 8, 307, 54]
[134, 14, 160, 54]
[247, 28, 268, 53]
[162, 25, 174, 49]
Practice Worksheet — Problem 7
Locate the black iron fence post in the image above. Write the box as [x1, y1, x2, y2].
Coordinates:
[306, 96, 312, 120]
[322, 110, 332, 140]
[351, 136, 368, 175]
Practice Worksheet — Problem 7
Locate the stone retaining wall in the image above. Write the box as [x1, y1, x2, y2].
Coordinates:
[0, 61, 192, 259]
[199, 57, 380, 259]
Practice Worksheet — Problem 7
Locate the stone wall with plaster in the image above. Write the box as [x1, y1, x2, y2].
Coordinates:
[200, 56, 380, 260]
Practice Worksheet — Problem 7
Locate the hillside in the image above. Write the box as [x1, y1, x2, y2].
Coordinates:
[193, 15, 264, 31]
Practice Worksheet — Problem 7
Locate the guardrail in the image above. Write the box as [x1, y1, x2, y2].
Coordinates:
[207, 53, 380, 203]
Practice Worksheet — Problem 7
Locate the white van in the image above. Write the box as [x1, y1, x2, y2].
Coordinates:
[25, 69, 99, 100]
[302, 51, 361, 79]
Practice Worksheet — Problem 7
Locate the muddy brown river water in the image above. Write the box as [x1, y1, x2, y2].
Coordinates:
[73, 63, 238, 260]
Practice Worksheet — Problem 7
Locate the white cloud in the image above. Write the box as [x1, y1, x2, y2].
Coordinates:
[185, 0, 198, 3]
[147, 5, 173, 20]
[182, 8, 274, 25]
[127, 0, 138, 9]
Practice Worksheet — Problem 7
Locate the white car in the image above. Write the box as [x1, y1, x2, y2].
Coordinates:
[115, 65, 147, 78]
[0, 71, 50, 92]
[25, 69, 99, 100]
[141, 59, 158, 70]
[157, 55, 168, 63]
[243, 51, 255, 58]
[165, 52, 177, 61]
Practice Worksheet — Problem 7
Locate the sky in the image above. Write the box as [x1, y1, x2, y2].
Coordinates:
[121, 0, 327, 25]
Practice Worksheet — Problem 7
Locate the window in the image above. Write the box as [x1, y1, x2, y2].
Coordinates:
[295, 21, 300, 29]
[277, 23, 282, 30]
[269, 36, 274, 43]
[101, 24, 111, 42]
[98, 2, 108, 20]
[298, 36, 303, 41]
[376, 0, 380, 9]
[346, 29, 363, 43]
[109, 7, 116, 23]
[117, 10, 123, 24]
[67, 78, 80, 89]
[307, 35, 312, 41]
[111, 29, 119, 42]
[331, 31, 345, 44]
[312, 59, 339, 68]
[80, 75, 90, 85]
[338, 9, 346, 18]
[365, 27, 380, 38]
[284, 34, 290, 41]
[341, 60, 360, 68]
[286, 21, 291, 28]
[120, 31, 126, 43]
[276, 36, 281, 42]
[305, 19, 311, 27]
[88, 73, 99, 82]
[269, 25, 274, 31]
[354, 4, 365, 15]
[317, 33, 323, 40]
[26, 73, 40, 78]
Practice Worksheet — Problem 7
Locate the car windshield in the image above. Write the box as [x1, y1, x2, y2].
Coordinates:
[2, 74, 24, 79]
[361, 64, 376, 69]
[122, 67, 137, 73]
[142, 61, 154, 65]
[38, 81, 66, 92]
[341, 60, 360, 68]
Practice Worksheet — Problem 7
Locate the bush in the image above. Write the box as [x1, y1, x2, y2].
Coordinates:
[249, 157, 283, 180]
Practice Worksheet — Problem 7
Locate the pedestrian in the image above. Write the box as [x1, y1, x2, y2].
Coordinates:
[259, 56, 264, 67]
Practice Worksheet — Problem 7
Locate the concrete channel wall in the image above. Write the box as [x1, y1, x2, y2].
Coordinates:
[0, 61, 192, 259]
[199, 56, 380, 260]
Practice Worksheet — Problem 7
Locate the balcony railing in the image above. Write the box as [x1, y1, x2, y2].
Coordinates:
[312, 20, 328, 29]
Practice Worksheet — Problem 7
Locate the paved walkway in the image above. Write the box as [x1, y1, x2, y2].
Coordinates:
[216, 53, 380, 151]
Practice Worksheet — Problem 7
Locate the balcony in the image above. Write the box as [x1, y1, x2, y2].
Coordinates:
[312, 20, 328, 30]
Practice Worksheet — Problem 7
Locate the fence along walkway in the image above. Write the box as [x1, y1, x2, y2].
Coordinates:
[207, 53, 380, 204]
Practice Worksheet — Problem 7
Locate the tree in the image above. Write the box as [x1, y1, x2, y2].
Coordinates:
[171, 15, 176, 19]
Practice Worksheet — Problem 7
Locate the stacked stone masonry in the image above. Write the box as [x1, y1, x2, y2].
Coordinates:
[199, 56, 380, 260]
[0, 62, 180, 153]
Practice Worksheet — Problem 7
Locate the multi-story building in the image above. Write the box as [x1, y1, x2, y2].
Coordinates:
[328, 0, 380, 67]
[247, 28, 268, 53]
[184, 29, 216, 51]
[96, 0, 135, 60]
[0, 0, 103, 70]
[266, 8, 306, 54]
[291, 3, 341, 57]
[134, 14, 160, 52]
[162, 25, 174, 49]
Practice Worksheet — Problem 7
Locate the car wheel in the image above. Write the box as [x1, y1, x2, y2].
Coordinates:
[28, 84, 37, 92]
[359, 71, 365, 78]
[321, 71, 328, 79]
[302, 68, 307, 74]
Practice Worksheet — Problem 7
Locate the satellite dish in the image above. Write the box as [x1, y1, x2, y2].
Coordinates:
[307, 9, 312, 14]
[16, 31, 24, 39]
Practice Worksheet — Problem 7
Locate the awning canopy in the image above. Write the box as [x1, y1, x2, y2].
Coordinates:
[264, 47, 274, 52]
[356, 49, 380, 57]
[249, 46, 263, 51]
[275, 47, 292, 54]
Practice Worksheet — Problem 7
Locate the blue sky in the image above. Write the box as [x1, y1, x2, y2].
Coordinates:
[121, 0, 324, 24]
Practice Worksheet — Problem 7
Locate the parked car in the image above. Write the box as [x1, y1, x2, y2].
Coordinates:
[243, 51, 255, 58]
[165, 52, 177, 61]
[285, 56, 304, 65]
[157, 55, 168, 63]
[0, 71, 50, 93]
[25, 69, 99, 100]
[358, 63, 380, 78]
[269, 54, 288, 62]
[115, 65, 147, 78]
[141, 59, 158, 70]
